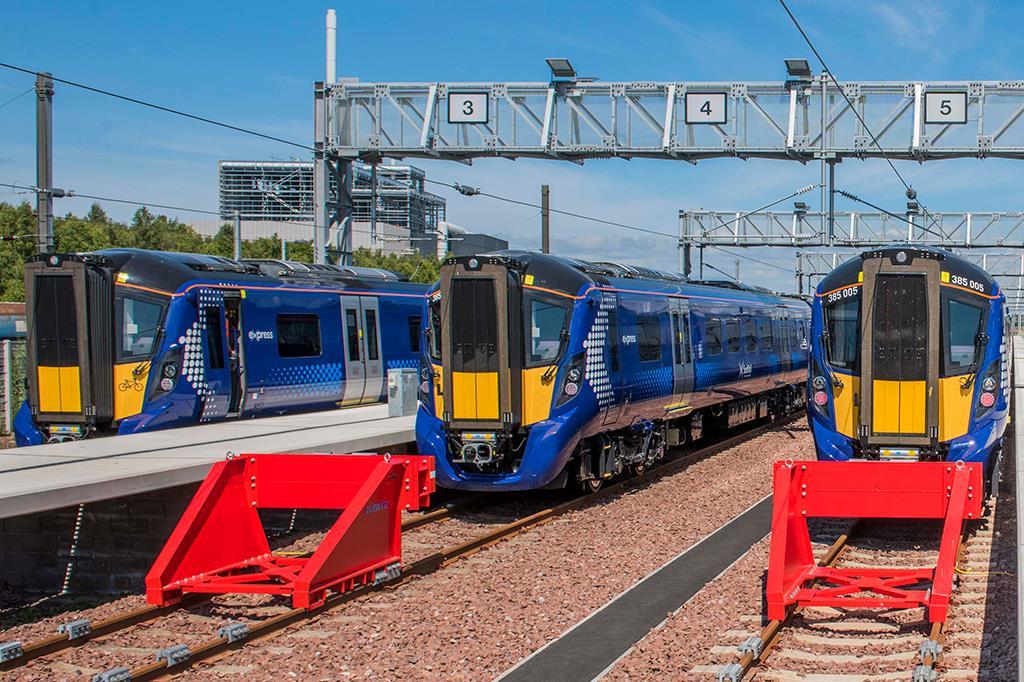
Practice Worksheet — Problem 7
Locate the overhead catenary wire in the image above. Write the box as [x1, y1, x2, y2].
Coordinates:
[0, 87, 33, 112]
[775, 0, 952, 241]
[0, 62, 316, 153]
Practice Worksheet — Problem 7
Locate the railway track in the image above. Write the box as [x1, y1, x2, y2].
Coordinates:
[1, 415, 797, 680]
[715, 501, 1002, 681]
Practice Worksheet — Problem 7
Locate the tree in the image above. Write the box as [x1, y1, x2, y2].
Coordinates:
[352, 248, 441, 283]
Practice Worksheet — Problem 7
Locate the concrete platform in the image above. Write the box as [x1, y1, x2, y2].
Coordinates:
[0, 404, 415, 519]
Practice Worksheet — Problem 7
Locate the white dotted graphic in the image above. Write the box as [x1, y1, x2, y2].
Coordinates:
[584, 294, 614, 407]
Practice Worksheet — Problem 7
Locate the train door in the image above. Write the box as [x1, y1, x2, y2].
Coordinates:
[199, 300, 235, 422]
[669, 300, 695, 397]
[859, 255, 940, 446]
[223, 293, 244, 417]
[361, 297, 384, 402]
[340, 296, 367, 405]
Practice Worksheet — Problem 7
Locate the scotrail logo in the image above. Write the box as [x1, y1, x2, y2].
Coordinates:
[738, 362, 752, 378]
[248, 330, 274, 342]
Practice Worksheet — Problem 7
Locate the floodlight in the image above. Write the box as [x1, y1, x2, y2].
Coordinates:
[794, 201, 809, 213]
[546, 58, 576, 80]
[785, 59, 813, 79]
[906, 200, 920, 214]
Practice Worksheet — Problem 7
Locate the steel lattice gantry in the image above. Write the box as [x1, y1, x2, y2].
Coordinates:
[680, 209, 1024, 248]
[326, 78, 1024, 162]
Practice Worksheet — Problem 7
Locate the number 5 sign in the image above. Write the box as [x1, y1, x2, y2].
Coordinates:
[924, 91, 967, 125]
[447, 92, 489, 124]
[685, 92, 727, 125]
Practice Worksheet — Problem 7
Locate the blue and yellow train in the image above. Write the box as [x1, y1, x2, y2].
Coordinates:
[415, 252, 810, 491]
[16, 249, 427, 445]
[808, 245, 1010, 481]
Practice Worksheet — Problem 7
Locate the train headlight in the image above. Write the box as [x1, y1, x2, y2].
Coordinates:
[556, 352, 586, 407]
[159, 377, 174, 392]
[567, 367, 581, 383]
[982, 376, 996, 392]
[420, 365, 432, 381]
[979, 391, 996, 408]
[813, 390, 828, 407]
[812, 375, 827, 390]
[563, 381, 579, 396]
[896, 251, 907, 263]
[420, 381, 431, 395]
[163, 363, 178, 379]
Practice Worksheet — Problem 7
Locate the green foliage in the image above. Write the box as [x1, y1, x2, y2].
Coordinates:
[352, 247, 442, 284]
[0, 201, 318, 301]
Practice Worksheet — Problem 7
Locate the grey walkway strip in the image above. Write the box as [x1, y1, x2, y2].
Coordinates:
[497, 494, 773, 682]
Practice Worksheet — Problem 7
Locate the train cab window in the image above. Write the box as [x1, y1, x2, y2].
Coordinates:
[345, 309, 360, 361]
[526, 296, 568, 365]
[704, 317, 723, 356]
[725, 319, 741, 353]
[743, 319, 758, 352]
[943, 294, 985, 375]
[277, 314, 322, 358]
[824, 298, 859, 370]
[119, 296, 166, 359]
[408, 315, 422, 353]
[637, 314, 662, 362]
[758, 319, 773, 351]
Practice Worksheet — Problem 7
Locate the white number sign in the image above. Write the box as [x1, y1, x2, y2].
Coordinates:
[685, 92, 727, 125]
[924, 91, 967, 125]
[447, 92, 489, 124]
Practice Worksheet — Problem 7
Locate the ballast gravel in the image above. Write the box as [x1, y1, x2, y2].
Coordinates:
[176, 422, 813, 681]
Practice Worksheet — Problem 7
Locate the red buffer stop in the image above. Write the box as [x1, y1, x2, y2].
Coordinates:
[145, 453, 435, 609]
[766, 459, 983, 624]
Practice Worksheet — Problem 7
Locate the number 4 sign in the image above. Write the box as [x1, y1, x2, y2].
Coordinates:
[447, 92, 489, 124]
[685, 92, 727, 125]
[924, 91, 967, 125]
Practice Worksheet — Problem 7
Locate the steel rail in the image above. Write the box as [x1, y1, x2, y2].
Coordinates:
[123, 415, 801, 680]
[0, 497, 475, 671]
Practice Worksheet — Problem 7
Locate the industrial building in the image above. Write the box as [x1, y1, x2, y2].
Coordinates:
[188, 160, 504, 258]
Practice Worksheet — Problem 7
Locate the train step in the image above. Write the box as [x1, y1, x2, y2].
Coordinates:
[145, 453, 435, 609]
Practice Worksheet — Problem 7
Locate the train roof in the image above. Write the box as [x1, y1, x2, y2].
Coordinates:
[447, 251, 805, 306]
[816, 245, 999, 296]
[28, 249, 419, 295]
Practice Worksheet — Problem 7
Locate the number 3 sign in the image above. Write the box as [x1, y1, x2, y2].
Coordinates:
[447, 92, 489, 124]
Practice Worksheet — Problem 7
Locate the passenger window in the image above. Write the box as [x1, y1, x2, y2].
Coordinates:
[408, 315, 422, 353]
[345, 309, 360, 361]
[681, 313, 691, 363]
[637, 314, 662, 362]
[671, 312, 681, 364]
[277, 314, 321, 358]
[788, 320, 800, 351]
[364, 309, 379, 361]
[743, 319, 757, 352]
[204, 307, 224, 369]
[758, 319, 773, 351]
[726, 319, 741, 353]
[704, 317, 723, 356]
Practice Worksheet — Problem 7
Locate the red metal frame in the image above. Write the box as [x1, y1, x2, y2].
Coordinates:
[145, 453, 434, 609]
[766, 460, 982, 623]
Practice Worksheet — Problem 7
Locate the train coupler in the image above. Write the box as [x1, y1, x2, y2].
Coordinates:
[145, 453, 435, 609]
[765, 459, 983, 624]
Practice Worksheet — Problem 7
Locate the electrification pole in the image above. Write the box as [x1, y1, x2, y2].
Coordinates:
[35, 72, 54, 255]
[232, 211, 241, 260]
[541, 184, 550, 254]
[313, 80, 330, 264]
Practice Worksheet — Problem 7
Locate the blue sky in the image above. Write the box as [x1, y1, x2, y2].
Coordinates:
[1, 0, 1020, 291]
